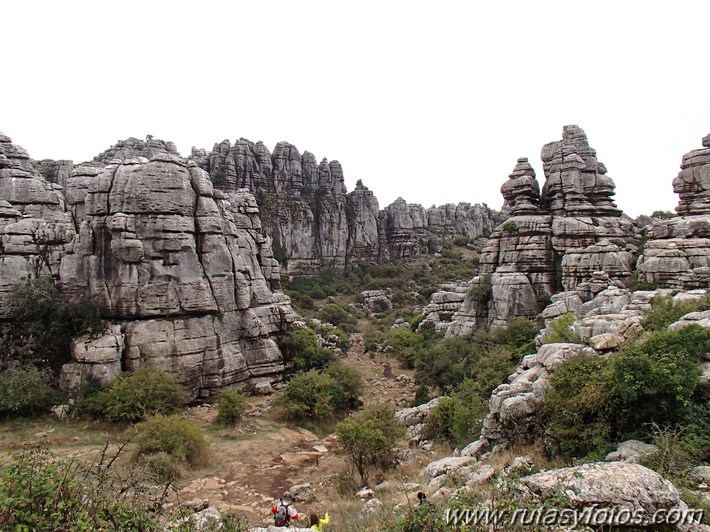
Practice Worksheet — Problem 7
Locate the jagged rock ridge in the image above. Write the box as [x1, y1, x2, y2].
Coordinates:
[190, 138, 495, 274]
[637, 133, 710, 289]
[448, 125, 638, 333]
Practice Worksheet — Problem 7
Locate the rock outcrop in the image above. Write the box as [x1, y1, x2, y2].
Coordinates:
[191, 138, 494, 273]
[59, 153, 295, 398]
[448, 125, 637, 333]
[518, 462, 686, 528]
[637, 133, 710, 289]
[0, 132, 74, 313]
[0, 132, 296, 398]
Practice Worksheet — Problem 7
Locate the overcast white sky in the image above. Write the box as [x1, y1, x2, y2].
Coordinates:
[3, 1, 709, 217]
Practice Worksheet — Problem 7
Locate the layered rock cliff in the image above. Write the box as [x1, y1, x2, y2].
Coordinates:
[448, 125, 638, 333]
[0, 132, 296, 398]
[0, 133, 74, 314]
[637, 133, 710, 289]
[191, 138, 495, 273]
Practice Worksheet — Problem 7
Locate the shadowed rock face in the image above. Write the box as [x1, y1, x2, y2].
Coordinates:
[637, 133, 710, 289]
[448, 125, 637, 333]
[0, 132, 296, 399]
[191, 138, 495, 273]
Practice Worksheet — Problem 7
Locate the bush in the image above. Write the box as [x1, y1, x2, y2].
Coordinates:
[335, 404, 404, 484]
[541, 326, 710, 459]
[278, 328, 334, 373]
[92, 365, 189, 423]
[542, 313, 581, 344]
[324, 362, 363, 401]
[317, 303, 356, 329]
[136, 414, 209, 468]
[0, 365, 62, 417]
[490, 317, 539, 356]
[502, 220, 519, 232]
[467, 275, 492, 309]
[278, 370, 348, 422]
[0, 446, 166, 530]
[215, 388, 248, 425]
[385, 328, 425, 369]
[6, 277, 104, 371]
[641, 295, 710, 332]
[423, 392, 488, 447]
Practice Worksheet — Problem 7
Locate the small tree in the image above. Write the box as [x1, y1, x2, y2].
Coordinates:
[6, 277, 104, 371]
[278, 370, 347, 422]
[136, 414, 209, 467]
[278, 328, 333, 372]
[0, 365, 62, 417]
[215, 388, 248, 426]
[92, 365, 189, 423]
[335, 404, 404, 485]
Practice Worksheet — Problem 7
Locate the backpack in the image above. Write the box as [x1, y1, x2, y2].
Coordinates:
[274, 503, 290, 526]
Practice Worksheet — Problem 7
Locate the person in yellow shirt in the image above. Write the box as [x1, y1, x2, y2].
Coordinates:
[309, 512, 330, 530]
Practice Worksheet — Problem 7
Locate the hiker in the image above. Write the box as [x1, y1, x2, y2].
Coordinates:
[417, 491, 433, 507]
[271, 491, 299, 527]
[309, 512, 330, 531]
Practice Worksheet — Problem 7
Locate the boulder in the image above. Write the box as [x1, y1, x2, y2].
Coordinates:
[518, 462, 684, 528]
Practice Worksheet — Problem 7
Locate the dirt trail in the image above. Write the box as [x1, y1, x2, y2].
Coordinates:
[175, 333, 416, 527]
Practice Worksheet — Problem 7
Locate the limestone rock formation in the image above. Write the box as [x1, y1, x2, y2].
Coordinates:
[377, 198, 429, 259]
[501, 157, 540, 216]
[346, 180, 380, 262]
[94, 136, 179, 164]
[637, 133, 710, 289]
[192, 138, 494, 272]
[0, 132, 74, 313]
[59, 152, 295, 398]
[419, 281, 470, 333]
[448, 126, 637, 333]
[518, 462, 685, 527]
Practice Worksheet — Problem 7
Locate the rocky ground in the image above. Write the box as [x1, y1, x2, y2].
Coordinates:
[166, 333, 421, 529]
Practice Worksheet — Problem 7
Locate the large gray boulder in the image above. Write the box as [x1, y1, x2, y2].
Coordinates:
[518, 462, 687, 528]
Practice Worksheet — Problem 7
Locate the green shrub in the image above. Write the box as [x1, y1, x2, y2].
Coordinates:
[409, 314, 426, 331]
[93, 365, 189, 423]
[335, 404, 404, 484]
[423, 392, 488, 447]
[502, 220, 519, 232]
[6, 277, 104, 371]
[467, 275, 492, 309]
[641, 295, 710, 332]
[278, 328, 334, 372]
[142, 451, 183, 482]
[541, 326, 710, 459]
[542, 313, 582, 344]
[317, 303, 356, 329]
[215, 388, 248, 425]
[541, 352, 612, 458]
[0, 365, 62, 417]
[137, 414, 209, 468]
[0, 446, 165, 530]
[324, 361, 363, 401]
[385, 328, 425, 369]
[490, 317, 539, 356]
[278, 370, 347, 422]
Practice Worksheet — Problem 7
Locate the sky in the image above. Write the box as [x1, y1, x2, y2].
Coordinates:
[3, 1, 709, 217]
